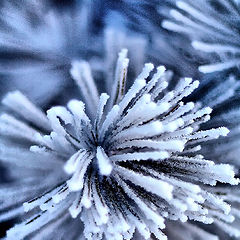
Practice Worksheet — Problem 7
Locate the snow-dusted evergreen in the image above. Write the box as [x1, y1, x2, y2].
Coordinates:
[162, 0, 240, 73]
[0, 50, 239, 239]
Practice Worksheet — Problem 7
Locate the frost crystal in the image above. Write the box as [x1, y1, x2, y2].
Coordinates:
[162, 0, 240, 73]
[0, 50, 239, 239]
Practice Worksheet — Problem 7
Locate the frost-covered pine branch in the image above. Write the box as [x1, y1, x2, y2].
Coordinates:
[162, 0, 240, 73]
[0, 49, 239, 239]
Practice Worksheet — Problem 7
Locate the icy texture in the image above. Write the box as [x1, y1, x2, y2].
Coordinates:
[0, 50, 239, 240]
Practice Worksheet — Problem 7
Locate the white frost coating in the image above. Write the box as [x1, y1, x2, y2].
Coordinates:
[211, 164, 239, 185]
[81, 181, 92, 209]
[64, 149, 87, 174]
[171, 80, 199, 105]
[91, 180, 110, 224]
[144, 65, 166, 95]
[137, 63, 154, 80]
[111, 121, 163, 142]
[116, 94, 152, 129]
[1, 50, 239, 240]
[23, 183, 66, 212]
[2, 91, 51, 131]
[67, 154, 93, 192]
[116, 167, 173, 201]
[186, 127, 229, 143]
[96, 146, 113, 175]
[182, 106, 212, 123]
[47, 106, 73, 136]
[94, 93, 110, 133]
[117, 176, 165, 229]
[52, 187, 70, 204]
[110, 48, 129, 106]
[99, 104, 120, 141]
[71, 61, 99, 117]
[116, 139, 185, 152]
[118, 79, 146, 116]
[69, 192, 83, 218]
[67, 100, 87, 121]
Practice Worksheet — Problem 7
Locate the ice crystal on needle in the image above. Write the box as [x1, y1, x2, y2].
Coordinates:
[0, 50, 239, 240]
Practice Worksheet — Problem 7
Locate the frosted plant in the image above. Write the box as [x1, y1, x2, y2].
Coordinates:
[0, 0, 149, 108]
[183, 74, 240, 238]
[0, 49, 239, 239]
[118, 0, 240, 169]
[162, 0, 240, 73]
[0, 0, 106, 106]
[180, 74, 240, 238]
[190, 74, 240, 167]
